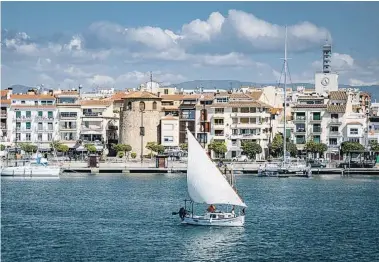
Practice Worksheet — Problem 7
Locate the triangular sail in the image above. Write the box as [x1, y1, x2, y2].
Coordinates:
[186, 130, 247, 207]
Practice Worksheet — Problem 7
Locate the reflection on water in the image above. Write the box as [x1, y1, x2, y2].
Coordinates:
[2, 174, 379, 261]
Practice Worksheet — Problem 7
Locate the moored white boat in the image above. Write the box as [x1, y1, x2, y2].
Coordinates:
[0, 164, 61, 178]
[173, 130, 247, 227]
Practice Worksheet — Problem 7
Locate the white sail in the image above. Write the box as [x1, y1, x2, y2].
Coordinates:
[186, 130, 247, 207]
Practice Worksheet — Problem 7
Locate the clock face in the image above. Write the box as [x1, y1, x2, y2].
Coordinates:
[321, 77, 330, 86]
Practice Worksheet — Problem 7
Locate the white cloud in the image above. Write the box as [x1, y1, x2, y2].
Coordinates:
[85, 75, 115, 87]
[312, 52, 356, 73]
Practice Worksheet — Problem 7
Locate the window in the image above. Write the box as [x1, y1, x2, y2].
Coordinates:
[250, 107, 257, 113]
[35, 101, 38, 105]
[232, 108, 238, 113]
[26, 133, 31, 141]
[331, 113, 338, 119]
[231, 151, 237, 158]
[127, 102, 132, 110]
[296, 124, 305, 132]
[38, 111, 43, 117]
[38, 134, 42, 141]
[164, 136, 174, 142]
[214, 119, 224, 125]
[313, 112, 321, 120]
[26, 122, 31, 130]
[164, 89, 169, 95]
[163, 124, 174, 131]
[48, 111, 53, 119]
[329, 138, 337, 145]
[313, 124, 321, 132]
[153, 101, 157, 110]
[330, 126, 338, 132]
[60, 112, 77, 118]
[231, 139, 237, 146]
[38, 123, 43, 130]
[296, 112, 306, 120]
[16, 122, 21, 129]
[139, 102, 145, 111]
[215, 108, 224, 114]
[16, 111, 21, 118]
[21, 101, 25, 104]
[48, 133, 52, 141]
[26, 111, 31, 118]
[48, 122, 53, 130]
[313, 135, 321, 143]
[296, 136, 306, 144]
[349, 138, 359, 143]
[241, 108, 249, 113]
[250, 118, 258, 124]
[232, 118, 238, 124]
[215, 130, 224, 136]
[216, 97, 228, 103]
[41, 101, 47, 105]
[232, 129, 238, 135]
[240, 118, 249, 124]
[350, 128, 358, 135]
[16, 133, 21, 141]
[200, 109, 207, 121]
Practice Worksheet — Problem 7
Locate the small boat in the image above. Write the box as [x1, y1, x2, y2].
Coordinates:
[1, 155, 61, 178]
[173, 130, 247, 227]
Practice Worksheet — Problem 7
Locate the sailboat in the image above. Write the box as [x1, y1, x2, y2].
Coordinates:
[258, 26, 311, 178]
[173, 130, 247, 227]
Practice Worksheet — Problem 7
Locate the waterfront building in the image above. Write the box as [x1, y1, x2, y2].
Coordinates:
[0, 89, 12, 147]
[54, 90, 81, 149]
[9, 90, 58, 151]
[178, 95, 198, 144]
[160, 94, 183, 117]
[160, 115, 180, 148]
[119, 91, 162, 158]
[79, 99, 117, 153]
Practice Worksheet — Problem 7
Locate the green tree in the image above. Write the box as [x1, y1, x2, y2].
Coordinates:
[286, 141, 298, 157]
[117, 151, 125, 158]
[112, 144, 133, 158]
[19, 143, 38, 153]
[87, 145, 97, 153]
[341, 141, 364, 155]
[315, 143, 328, 156]
[208, 140, 227, 158]
[0, 144, 5, 151]
[241, 141, 262, 160]
[370, 140, 379, 152]
[179, 143, 188, 151]
[131, 152, 137, 159]
[270, 133, 284, 157]
[146, 142, 165, 156]
[57, 144, 69, 154]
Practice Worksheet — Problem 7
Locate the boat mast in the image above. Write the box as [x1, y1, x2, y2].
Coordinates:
[283, 26, 288, 164]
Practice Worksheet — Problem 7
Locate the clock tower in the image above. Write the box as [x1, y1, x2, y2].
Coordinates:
[315, 40, 338, 94]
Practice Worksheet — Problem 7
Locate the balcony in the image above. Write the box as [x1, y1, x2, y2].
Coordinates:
[296, 139, 306, 145]
[13, 127, 33, 132]
[15, 116, 32, 122]
[328, 144, 340, 149]
[36, 116, 55, 121]
[328, 119, 342, 125]
[293, 116, 306, 122]
[1, 111, 7, 118]
[36, 128, 54, 133]
[328, 131, 341, 137]
[60, 125, 77, 130]
[60, 114, 78, 120]
[310, 117, 322, 123]
[312, 127, 322, 134]
[0, 125, 6, 130]
[294, 128, 306, 134]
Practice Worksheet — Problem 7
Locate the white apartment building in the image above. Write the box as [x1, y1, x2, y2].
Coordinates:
[80, 100, 118, 151]
[9, 92, 58, 151]
[204, 93, 272, 160]
[1, 90, 11, 147]
[160, 115, 179, 148]
[55, 90, 82, 149]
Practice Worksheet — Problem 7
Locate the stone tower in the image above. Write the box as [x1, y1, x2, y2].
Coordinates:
[119, 91, 162, 158]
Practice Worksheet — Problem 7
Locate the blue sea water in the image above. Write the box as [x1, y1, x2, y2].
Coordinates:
[1, 174, 379, 262]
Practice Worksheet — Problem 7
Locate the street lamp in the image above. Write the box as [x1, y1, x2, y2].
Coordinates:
[139, 101, 145, 163]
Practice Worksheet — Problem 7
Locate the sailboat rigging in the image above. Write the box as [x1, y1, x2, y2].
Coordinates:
[173, 130, 247, 227]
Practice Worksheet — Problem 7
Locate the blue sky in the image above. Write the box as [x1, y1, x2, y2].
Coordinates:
[2, 1, 379, 90]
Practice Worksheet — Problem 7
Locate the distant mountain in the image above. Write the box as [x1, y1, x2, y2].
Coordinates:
[5, 84, 34, 94]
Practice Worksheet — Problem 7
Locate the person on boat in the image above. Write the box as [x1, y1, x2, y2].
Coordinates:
[207, 204, 216, 213]
[231, 206, 235, 216]
[178, 207, 187, 220]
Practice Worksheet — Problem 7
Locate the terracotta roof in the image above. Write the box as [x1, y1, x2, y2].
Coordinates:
[360, 92, 370, 97]
[247, 91, 263, 100]
[269, 108, 282, 114]
[80, 100, 112, 106]
[161, 115, 178, 121]
[1, 90, 9, 96]
[327, 104, 346, 113]
[329, 91, 348, 101]
[122, 91, 160, 99]
[347, 122, 363, 125]
[1, 99, 11, 105]
[11, 94, 55, 100]
[162, 106, 179, 111]
[182, 94, 200, 100]
[108, 91, 129, 101]
[293, 104, 327, 109]
[11, 105, 56, 109]
[55, 91, 79, 96]
[161, 94, 185, 101]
